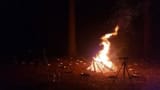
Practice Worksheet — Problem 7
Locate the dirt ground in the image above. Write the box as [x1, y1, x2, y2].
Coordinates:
[1, 57, 160, 90]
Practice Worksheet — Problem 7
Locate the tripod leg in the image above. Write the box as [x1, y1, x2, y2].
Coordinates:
[125, 66, 131, 79]
[125, 65, 135, 90]
[123, 63, 126, 80]
[116, 63, 123, 78]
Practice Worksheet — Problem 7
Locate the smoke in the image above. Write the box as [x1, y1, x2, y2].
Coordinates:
[105, 0, 143, 30]
[106, 0, 143, 58]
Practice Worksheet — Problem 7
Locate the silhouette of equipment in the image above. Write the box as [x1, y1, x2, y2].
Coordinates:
[116, 57, 131, 80]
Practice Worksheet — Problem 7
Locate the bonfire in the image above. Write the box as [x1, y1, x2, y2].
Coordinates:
[87, 25, 119, 73]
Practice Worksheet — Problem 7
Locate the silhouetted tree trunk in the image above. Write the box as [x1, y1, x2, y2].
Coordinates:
[68, 0, 76, 56]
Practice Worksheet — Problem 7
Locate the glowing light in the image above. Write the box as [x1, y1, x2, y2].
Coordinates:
[87, 25, 119, 73]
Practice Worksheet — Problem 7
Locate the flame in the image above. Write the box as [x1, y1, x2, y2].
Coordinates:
[87, 25, 119, 73]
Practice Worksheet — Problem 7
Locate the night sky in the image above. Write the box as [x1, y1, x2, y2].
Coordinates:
[0, 0, 160, 62]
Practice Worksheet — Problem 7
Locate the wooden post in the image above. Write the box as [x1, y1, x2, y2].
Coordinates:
[43, 48, 48, 65]
[143, 0, 151, 59]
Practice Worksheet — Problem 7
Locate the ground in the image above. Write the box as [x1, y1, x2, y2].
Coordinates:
[1, 57, 160, 90]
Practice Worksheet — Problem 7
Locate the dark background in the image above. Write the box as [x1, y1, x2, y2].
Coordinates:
[0, 0, 159, 62]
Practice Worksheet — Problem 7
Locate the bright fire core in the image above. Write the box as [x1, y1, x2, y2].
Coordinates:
[87, 25, 119, 73]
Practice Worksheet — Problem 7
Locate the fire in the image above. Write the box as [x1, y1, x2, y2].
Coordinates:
[87, 25, 119, 73]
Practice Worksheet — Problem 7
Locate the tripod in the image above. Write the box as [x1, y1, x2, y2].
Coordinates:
[109, 57, 131, 90]
[116, 57, 131, 80]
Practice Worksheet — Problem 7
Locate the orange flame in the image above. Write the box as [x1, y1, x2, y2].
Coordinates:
[87, 25, 119, 73]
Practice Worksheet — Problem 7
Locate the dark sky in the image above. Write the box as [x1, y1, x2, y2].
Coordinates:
[0, 0, 160, 59]
[0, 0, 68, 57]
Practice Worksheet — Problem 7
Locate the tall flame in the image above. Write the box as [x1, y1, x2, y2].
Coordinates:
[87, 25, 119, 73]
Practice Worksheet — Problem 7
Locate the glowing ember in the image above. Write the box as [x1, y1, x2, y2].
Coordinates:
[87, 25, 119, 73]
